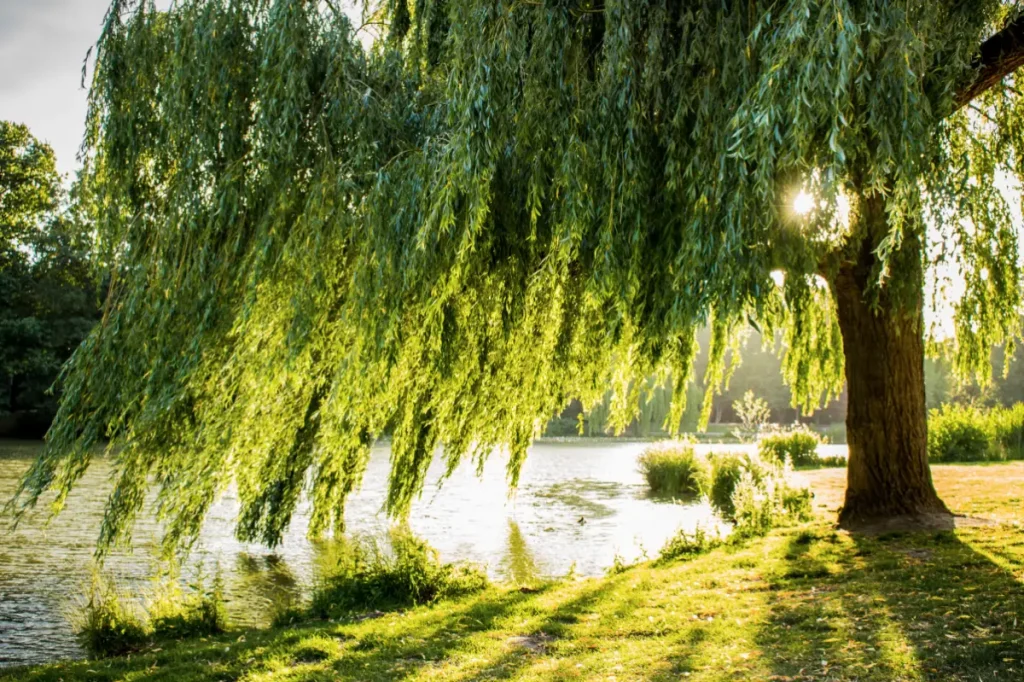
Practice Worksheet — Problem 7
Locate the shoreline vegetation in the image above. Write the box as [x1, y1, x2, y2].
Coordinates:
[5, 464, 1024, 681]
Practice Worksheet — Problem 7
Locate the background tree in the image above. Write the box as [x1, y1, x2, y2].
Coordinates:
[0, 122, 99, 436]
[13, 1, 1024, 551]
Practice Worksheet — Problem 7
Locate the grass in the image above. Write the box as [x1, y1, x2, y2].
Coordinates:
[68, 563, 227, 657]
[300, 531, 488, 621]
[6, 463, 1024, 681]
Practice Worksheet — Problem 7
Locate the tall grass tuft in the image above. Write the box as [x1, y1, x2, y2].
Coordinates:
[306, 530, 488, 620]
[68, 571, 149, 658]
[758, 427, 822, 467]
[147, 562, 226, 640]
[637, 442, 710, 497]
[68, 561, 227, 658]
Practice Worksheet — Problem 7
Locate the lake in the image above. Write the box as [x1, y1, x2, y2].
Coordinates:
[0, 438, 845, 666]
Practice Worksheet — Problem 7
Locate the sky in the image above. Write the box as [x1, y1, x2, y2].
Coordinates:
[0, 1, 368, 179]
[1, 1, 132, 177]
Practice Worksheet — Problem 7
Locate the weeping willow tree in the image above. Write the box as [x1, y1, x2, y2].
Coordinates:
[12, 0, 1024, 550]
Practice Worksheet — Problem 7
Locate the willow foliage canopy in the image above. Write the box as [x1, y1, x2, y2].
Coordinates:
[13, 0, 1024, 550]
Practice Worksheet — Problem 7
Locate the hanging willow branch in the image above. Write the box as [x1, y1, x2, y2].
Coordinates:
[9, 0, 1024, 554]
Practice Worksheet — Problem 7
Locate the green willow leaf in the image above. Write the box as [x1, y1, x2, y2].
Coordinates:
[10, 0, 1024, 553]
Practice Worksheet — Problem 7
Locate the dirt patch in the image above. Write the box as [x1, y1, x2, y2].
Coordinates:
[838, 513, 999, 535]
[506, 633, 554, 654]
[796, 462, 1024, 523]
[351, 610, 387, 622]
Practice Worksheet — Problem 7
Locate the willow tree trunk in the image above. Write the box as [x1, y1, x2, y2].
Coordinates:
[833, 198, 951, 526]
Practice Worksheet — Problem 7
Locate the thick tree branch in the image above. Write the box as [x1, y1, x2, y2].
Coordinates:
[954, 15, 1024, 110]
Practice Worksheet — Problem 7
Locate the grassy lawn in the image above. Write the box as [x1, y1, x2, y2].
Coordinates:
[5, 464, 1024, 681]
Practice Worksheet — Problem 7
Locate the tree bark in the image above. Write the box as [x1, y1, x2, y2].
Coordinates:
[824, 15, 1024, 526]
[954, 15, 1024, 111]
[833, 198, 951, 526]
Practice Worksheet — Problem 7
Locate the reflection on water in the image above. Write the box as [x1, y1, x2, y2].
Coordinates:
[0, 438, 833, 666]
[231, 553, 302, 621]
[499, 521, 539, 586]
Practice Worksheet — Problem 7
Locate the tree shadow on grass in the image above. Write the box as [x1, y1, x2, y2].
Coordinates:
[434, 569, 713, 682]
[432, 576, 626, 681]
[757, 528, 1024, 681]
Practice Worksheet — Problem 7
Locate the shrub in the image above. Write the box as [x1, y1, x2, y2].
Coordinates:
[708, 451, 811, 533]
[927, 405, 994, 463]
[706, 451, 772, 517]
[308, 530, 487, 619]
[731, 470, 813, 539]
[68, 572, 149, 658]
[731, 471, 776, 539]
[989, 403, 1024, 460]
[732, 390, 772, 442]
[653, 453, 813, 564]
[707, 452, 744, 516]
[758, 428, 822, 467]
[637, 442, 710, 497]
[657, 466, 812, 561]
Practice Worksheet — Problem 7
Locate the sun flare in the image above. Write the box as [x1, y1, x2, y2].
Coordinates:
[792, 189, 816, 216]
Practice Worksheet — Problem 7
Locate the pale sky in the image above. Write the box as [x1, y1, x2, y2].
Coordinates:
[0, 1, 369, 179]
[1, 0, 113, 178]
[0, 1, 127, 177]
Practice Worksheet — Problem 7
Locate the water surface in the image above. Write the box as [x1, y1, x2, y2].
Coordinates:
[0, 439, 841, 666]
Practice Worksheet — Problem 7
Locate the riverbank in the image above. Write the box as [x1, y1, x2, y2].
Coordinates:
[5, 463, 1024, 682]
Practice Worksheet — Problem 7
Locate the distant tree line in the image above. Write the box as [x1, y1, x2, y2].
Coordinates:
[549, 329, 1024, 437]
[0, 122, 99, 438]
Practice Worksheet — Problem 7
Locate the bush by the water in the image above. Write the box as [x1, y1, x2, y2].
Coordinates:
[704, 451, 810, 530]
[70, 564, 225, 658]
[758, 428, 822, 467]
[306, 530, 488, 620]
[657, 457, 812, 562]
[731, 469, 813, 539]
[705, 451, 773, 517]
[637, 442, 710, 496]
